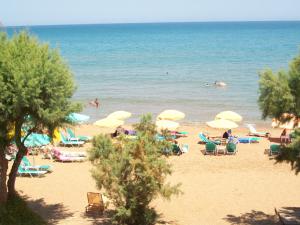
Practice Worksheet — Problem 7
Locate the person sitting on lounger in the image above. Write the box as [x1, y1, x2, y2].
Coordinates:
[223, 130, 230, 139]
[280, 128, 290, 143]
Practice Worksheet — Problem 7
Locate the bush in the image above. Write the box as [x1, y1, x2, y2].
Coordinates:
[89, 115, 181, 225]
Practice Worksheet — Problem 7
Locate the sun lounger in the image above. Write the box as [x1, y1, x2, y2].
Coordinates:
[53, 148, 86, 162]
[246, 124, 269, 137]
[156, 134, 176, 141]
[17, 166, 47, 177]
[170, 131, 188, 138]
[60, 132, 84, 147]
[238, 137, 261, 143]
[85, 192, 105, 214]
[269, 144, 281, 156]
[66, 128, 92, 142]
[205, 142, 217, 155]
[199, 133, 221, 145]
[226, 143, 237, 154]
[21, 156, 52, 172]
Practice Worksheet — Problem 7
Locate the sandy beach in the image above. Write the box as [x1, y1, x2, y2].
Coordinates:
[14, 124, 300, 225]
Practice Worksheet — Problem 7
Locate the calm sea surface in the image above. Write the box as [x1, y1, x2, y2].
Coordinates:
[6, 22, 300, 124]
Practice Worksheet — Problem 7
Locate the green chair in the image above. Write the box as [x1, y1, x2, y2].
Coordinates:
[205, 142, 217, 155]
[226, 143, 237, 154]
[66, 128, 91, 142]
[269, 144, 281, 156]
[172, 144, 182, 155]
[21, 156, 52, 172]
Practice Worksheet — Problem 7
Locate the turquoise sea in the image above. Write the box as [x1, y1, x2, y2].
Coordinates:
[6, 21, 300, 124]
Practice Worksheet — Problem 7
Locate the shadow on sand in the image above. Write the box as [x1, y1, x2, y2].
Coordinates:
[82, 210, 179, 225]
[81, 209, 114, 225]
[224, 210, 280, 225]
[22, 195, 74, 225]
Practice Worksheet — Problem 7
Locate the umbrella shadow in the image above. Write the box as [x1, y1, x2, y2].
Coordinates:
[224, 210, 280, 225]
[22, 195, 74, 225]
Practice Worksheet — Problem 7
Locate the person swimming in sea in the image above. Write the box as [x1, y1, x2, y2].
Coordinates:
[214, 81, 227, 87]
[89, 98, 100, 108]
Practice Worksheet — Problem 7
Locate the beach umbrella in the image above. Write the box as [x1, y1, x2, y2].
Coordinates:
[206, 119, 238, 129]
[23, 133, 51, 147]
[94, 118, 124, 128]
[215, 111, 242, 122]
[156, 120, 179, 130]
[107, 111, 132, 120]
[157, 110, 185, 121]
[67, 113, 90, 124]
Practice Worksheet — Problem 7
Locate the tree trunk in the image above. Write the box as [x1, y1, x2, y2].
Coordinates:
[0, 151, 8, 204]
[7, 119, 26, 199]
[7, 149, 25, 199]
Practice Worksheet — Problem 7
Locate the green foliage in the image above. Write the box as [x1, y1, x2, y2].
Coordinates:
[89, 115, 181, 225]
[0, 31, 81, 135]
[258, 53, 300, 120]
[133, 113, 157, 136]
[258, 52, 300, 174]
[0, 195, 46, 225]
[0, 30, 81, 201]
[276, 129, 300, 174]
[258, 70, 294, 119]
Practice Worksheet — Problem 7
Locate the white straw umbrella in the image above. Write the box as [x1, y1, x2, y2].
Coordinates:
[157, 110, 185, 121]
[107, 111, 132, 120]
[206, 119, 238, 129]
[156, 120, 179, 130]
[94, 118, 124, 128]
[215, 111, 242, 122]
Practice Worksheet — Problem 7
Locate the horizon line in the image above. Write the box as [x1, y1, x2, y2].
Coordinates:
[4, 19, 300, 28]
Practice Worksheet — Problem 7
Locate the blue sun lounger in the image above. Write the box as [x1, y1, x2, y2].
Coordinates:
[199, 133, 221, 145]
[66, 128, 92, 142]
[238, 137, 261, 143]
[17, 166, 47, 177]
[21, 156, 52, 172]
[60, 132, 84, 147]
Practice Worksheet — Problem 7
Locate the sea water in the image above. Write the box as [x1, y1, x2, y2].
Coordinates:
[6, 21, 300, 124]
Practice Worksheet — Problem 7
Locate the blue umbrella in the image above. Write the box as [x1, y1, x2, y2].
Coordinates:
[23, 133, 51, 147]
[67, 113, 90, 124]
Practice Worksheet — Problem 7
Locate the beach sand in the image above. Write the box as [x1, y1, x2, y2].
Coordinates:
[14, 124, 300, 225]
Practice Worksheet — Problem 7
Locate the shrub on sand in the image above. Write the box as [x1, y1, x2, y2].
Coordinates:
[89, 114, 181, 225]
